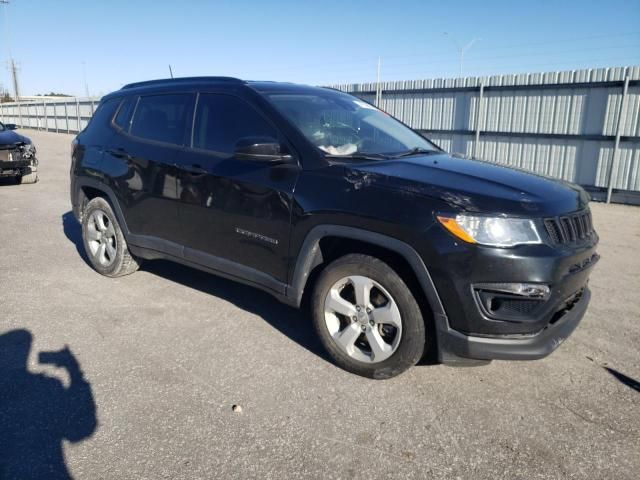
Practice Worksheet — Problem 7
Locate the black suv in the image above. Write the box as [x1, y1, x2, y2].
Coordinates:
[70, 77, 599, 379]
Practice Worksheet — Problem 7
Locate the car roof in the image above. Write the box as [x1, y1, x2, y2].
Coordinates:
[101, 77, 339, 101]
[246, 81, 337, 95]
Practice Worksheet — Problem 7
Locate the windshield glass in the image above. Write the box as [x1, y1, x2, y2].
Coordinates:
[267, 90, 439, 157]
[0, 122, 5, 132]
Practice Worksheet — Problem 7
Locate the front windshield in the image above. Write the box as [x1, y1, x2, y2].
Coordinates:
[0, 122, 5, 132]
[267, 90, 439, 157]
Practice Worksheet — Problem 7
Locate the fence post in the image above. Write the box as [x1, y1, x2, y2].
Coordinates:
[64, 101, 70, 133]
[606, 73, 630, 203]
[76, 98, 81, 133]
[375, 57, 382, 107]
[473, 82, 484, 159]
[54, 102, 59, 133]
[43, 101, 48, 132]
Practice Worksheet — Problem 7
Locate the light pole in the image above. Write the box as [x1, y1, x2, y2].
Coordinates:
[444, 32, 481, 77]
[82, 61, 90, 97]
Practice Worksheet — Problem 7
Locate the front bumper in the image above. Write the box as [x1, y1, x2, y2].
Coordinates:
[417, 213, 599, 363]
[438, 287, 590, 362]
[0, 160, 33, 176]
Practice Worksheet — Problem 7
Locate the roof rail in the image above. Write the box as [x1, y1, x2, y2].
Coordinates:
[121, 76, 244, 90]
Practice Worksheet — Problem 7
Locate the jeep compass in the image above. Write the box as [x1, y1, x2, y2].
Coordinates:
[70, 77, 599, 379]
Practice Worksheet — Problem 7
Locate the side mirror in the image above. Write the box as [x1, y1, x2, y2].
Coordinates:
[5, 123, 18, 130]
[233, 136, 291, 163]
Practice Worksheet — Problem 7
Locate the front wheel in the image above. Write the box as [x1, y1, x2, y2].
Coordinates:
[81, 197, 142, 277]
[312, 254, 426, 379]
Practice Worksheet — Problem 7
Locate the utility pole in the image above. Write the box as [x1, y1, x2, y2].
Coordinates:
[9, 58, 19, 99]
[1, 0, 20, 101]
[444, 32, 481, 77]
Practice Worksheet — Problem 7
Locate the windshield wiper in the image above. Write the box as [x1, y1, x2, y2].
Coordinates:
[324, 153, 388, 161]
[389, 147, 439, 159]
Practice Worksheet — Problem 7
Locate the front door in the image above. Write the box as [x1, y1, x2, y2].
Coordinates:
[175, 93, 299, 285]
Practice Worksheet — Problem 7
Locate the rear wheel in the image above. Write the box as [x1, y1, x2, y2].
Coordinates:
[82, 197, 141, 277]
[312, 254, 425, 379]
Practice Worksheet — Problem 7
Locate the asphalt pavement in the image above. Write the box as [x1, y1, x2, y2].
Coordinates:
[1, 130, 639, 479]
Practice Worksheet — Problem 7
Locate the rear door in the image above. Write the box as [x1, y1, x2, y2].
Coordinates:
[104, 92, 195, 249]
[175, 92, 299, 285]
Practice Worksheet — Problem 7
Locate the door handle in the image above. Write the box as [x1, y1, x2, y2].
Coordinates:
[178, 163, 208, 175]
[109, 148, 132, 160]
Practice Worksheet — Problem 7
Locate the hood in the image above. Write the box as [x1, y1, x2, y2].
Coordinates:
[345, 153, 589, 216]
[0, 129, 31, 147]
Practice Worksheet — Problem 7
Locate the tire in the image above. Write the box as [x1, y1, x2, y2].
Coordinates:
[312, 254, 425, 379]
[81, 197, 142, 277]
[18, 169, 38, 184]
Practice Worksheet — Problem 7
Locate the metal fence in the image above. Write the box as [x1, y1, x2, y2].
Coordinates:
[1, 66, 639, 204]
[0, 97, 98, 134]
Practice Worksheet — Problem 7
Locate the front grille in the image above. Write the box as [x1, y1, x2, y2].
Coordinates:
[544, 210, 594, 245]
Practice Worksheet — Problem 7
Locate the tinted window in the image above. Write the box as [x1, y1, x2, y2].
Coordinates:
[84, 98, 120, 133]
[113, 96, 135, 131]
[130, 93, 192, 145]
[193, 94, 278, 156]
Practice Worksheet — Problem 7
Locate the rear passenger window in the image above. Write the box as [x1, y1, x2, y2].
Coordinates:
[193, 94, 278, 156]
[113, 97, 135, 131]
[85, 98, 119, 131]
[130, 93, 192, 146]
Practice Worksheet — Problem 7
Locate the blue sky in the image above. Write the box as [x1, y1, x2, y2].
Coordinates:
[1, 0, 639, 97]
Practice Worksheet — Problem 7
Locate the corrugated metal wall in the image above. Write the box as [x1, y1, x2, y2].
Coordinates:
[0, 98, 98, 134]
[332, 66, 640, 199]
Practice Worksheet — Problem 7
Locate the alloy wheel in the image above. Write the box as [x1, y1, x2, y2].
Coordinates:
[86, 210, 118, 267]
[323, 275, 402, 363]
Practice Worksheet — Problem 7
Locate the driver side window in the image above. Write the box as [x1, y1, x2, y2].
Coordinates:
[193, 94, 278, 157]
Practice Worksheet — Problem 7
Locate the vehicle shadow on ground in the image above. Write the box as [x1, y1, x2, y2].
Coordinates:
[61, 210, 330, 364]
[0, 329, 97, 479]
[62, 211, 91, 264]
[143, 259, 332, 364]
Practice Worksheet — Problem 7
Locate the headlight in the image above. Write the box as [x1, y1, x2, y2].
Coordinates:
[437, 214, 542, 247]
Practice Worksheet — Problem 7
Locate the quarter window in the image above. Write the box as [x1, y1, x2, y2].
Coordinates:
[130, 93, 192, 146]
[113, 97, 135, 131]
[193, 94, 278, 156]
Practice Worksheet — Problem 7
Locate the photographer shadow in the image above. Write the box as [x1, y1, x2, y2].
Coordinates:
[0, 329, 97, 480]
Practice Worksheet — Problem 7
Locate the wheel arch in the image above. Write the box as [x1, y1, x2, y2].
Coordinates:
[287, 225, 447, 322]
[73, 178, 130, 236]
